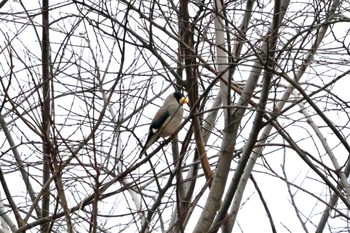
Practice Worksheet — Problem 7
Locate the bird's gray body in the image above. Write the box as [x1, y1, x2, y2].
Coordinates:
[139, 92, 186, 157]
[152, 94, 184, 137]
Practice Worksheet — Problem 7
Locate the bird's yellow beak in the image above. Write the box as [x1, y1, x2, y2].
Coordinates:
[180, 97, 188, 105]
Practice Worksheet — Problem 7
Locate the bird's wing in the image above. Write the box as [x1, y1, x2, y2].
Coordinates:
[139, 110, 170, 158]
[150, 110, 170, 132]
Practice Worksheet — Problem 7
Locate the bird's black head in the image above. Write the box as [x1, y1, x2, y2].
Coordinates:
[173, 92, 188, 105]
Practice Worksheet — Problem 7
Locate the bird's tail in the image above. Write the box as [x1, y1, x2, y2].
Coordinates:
[139, 134, 159, 158]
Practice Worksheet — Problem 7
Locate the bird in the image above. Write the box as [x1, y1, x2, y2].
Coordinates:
[139, 92, 188, 158]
